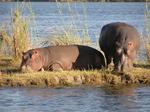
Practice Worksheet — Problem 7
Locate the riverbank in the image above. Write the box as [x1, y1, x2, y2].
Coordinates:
[0, 63, 150, 87]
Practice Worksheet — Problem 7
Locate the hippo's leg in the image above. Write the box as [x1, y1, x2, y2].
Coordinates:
[113, 54, 122, 71]
[51, 63, 63, 71]
[128, 51, 136, 69]
[106, 55, 113, 69]
[121, 55, 128, 71]
[127, 57, 133, 69]
[106, 56, 112, 65]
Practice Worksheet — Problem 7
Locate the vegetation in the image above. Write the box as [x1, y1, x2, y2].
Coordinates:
[0, 63, 150, 87]
[0, 26, 12, 58]
[0, 4, 32, 65]
[41, 1, 91, 46]
[12, 8, 30, 61]
[43, 28, 91, 46]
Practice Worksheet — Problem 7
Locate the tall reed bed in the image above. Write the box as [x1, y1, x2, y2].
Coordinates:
[0, 3, 34, 65]
[0, 26, 12, 57]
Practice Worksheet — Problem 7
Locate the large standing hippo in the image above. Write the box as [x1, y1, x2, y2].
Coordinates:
[99, 22, 140, 71]
[20, 45, 106, 72]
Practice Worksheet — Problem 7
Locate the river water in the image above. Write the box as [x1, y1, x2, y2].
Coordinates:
[0, 86, 150, 112]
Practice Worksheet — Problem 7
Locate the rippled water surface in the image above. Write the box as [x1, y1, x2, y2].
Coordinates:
[0, 2, 146, 40]
[0, 86, 150, 112]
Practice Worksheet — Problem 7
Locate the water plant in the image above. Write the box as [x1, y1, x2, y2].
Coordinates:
[0, 3, 34, 65]
[11, 8, 30, 60]
[0, 26, 12, 57]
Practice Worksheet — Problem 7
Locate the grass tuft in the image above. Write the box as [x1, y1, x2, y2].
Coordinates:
[44, 28, 91, 46]
[11, 7, 30, 62]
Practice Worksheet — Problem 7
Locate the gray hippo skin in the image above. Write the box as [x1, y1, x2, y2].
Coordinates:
[99, 22, 140, 71]
[20, 45, 106, 72]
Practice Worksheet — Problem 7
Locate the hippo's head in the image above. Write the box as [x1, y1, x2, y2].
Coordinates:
[20, 49, 44, 72]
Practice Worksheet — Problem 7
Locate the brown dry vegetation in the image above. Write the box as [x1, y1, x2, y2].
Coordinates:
[0, 58, 150, 88]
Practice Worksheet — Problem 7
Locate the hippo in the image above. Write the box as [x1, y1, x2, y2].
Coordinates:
[20, 45, 106, 72]
[99, 22, 140, 71]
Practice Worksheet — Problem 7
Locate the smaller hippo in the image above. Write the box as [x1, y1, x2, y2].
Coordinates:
[99, 22, 140, 71]
[20, 45, 106, 72]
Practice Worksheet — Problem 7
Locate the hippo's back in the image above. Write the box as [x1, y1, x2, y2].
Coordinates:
[99, 22, 140, 54]
[44, 45, 106, 70]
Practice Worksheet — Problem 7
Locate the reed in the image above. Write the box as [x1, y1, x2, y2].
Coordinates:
[0, 26, 12, 57]
[43, 27, 91, 46]
[0, 3, 34, 65]
[43, 1, 91, 46]
[12, 8, 30, 60]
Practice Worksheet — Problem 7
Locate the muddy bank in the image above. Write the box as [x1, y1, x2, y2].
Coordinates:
[0, 66, 150, 87]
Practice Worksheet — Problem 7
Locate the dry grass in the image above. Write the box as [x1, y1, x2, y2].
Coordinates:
[41, 2, 91, 46]
[0, 26, 12, 58]
[43, 28, 91, 46]
[0, 4, 33, 65]
[0, 62, 150, 87]
[145, 44, 150, 63]
[12, 8, 30, 60]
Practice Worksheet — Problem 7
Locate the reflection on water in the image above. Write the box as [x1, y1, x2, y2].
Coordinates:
[0, 86, 150, 112]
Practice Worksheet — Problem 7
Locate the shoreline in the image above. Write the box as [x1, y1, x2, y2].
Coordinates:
[0, 66, 150, 88]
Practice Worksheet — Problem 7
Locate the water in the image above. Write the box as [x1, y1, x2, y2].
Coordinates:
[0, 2, 146, 38]
[0, 86, 149, 112]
